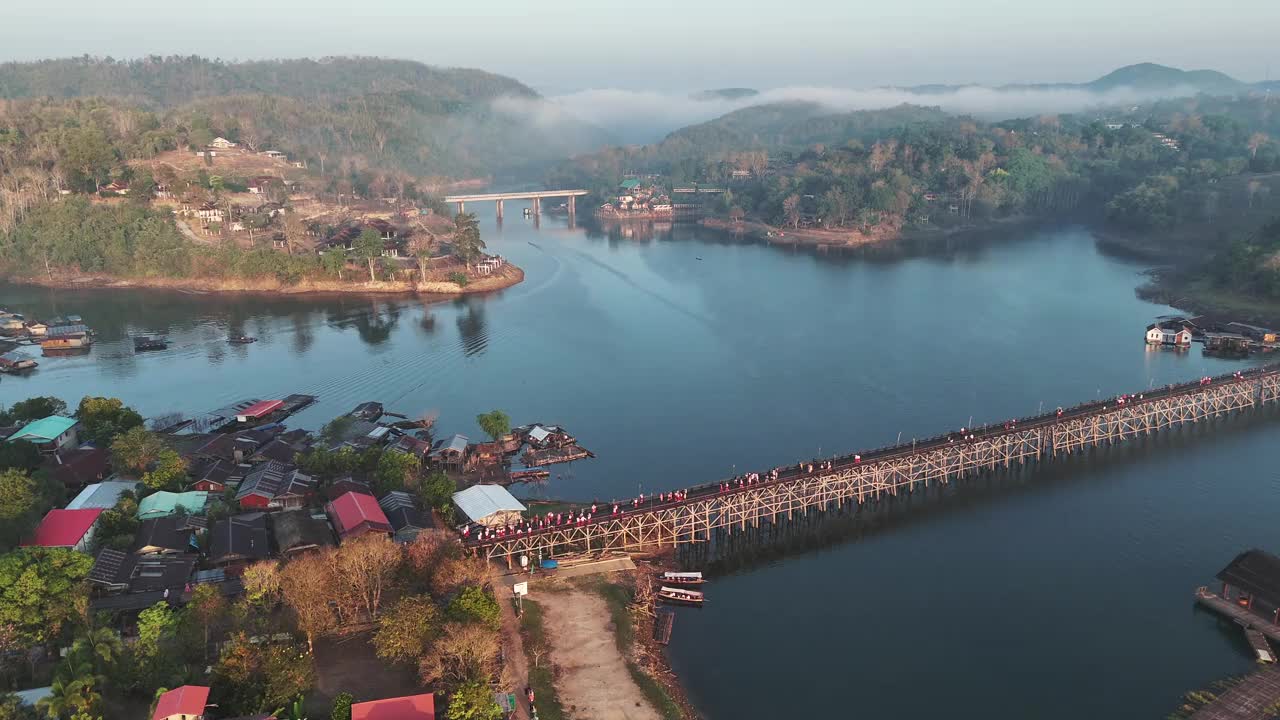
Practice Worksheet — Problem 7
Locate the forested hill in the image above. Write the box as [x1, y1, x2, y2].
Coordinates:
[0, 56, 609, 181]
[0, 56, 535, 107]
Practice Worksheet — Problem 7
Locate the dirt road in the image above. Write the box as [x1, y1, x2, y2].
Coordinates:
[539, 589, 660, 720]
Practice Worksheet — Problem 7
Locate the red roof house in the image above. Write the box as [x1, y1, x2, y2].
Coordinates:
[326, 491, 393, 541]
[152, 685, 210, 720]
[351, 693, 435, 720]
[22, 508, 103, 552]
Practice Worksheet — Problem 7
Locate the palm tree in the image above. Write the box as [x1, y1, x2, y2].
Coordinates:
[40, 656, 104, 720]
[72, 627, 123, 669]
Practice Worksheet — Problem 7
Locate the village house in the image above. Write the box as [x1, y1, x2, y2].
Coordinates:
[379, 491, 432, 543]
[47, 448, 112, 490]
[152, 685, 210, 720]
[195, 203, 225, 224]
[137, 491, 209, 521]
[187, 457, 240, 493]
[351, 693, 435, 720]
[207, 137, 237, 149]
[22, 508, 102, 552]
[65, 480, 141, 511]
[97, 180, 130, 196]
[326, 491, 393, 541]
[6, 416, 79, 454]
[260, 150, 287, 160]
[88, 548, 196, 598]
[429, 433, 469, 471]
[132, 516, 201, 555]
[271, 508, 335, 556]
[1145, 321, 1193, 347]
[209, 513, 271, 569]
[247, 176, 277, 195]
[235, 460, 315, 510]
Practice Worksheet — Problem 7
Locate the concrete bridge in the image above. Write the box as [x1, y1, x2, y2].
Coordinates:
[444, 189, 589, 219]
[468, 365, 1280, 564]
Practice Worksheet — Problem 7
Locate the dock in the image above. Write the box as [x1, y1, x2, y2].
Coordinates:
[1189, 667, 1280, 720]
[521, 444, 595, 467]
[654, 610, 675, 645]
[1246, 629, 1275, 663]
[1196, 588, 1280, 644]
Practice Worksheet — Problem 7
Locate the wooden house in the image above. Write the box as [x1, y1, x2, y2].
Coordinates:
[1145, 322, 1193, 347]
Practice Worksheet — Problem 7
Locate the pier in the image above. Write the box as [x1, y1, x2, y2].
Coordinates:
[469, 366, 1280, 565]
[444, 189, 589, 219]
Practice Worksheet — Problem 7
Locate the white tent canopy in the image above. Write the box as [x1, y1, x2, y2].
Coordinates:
[452, 484, 527, 527]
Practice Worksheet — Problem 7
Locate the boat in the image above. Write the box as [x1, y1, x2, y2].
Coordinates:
[228, 335, 257, 344]
[657, 586, 705, 606]
[133, 335, 169, 352]
[659, 571, 704, 586]
[508, 468, 550, 482]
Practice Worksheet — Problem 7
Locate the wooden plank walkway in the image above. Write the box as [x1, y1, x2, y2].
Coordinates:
[1191, 667, 1280, 720]
[1196, 590, 1280, 643]
[653, 610, 674, 645]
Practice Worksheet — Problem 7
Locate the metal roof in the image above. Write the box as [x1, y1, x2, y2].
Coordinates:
[451, 485, 526, 523]
[137, 491, 209, 519]
[7, 416, 77, 442]
[66, 480, 141, 510]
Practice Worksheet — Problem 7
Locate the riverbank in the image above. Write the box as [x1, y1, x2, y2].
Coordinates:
[700, 213, 1039, 248]
[0, 263, 524, 298]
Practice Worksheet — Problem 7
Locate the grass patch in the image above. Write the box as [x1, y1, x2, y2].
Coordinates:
[589, 578, 685, 720]
[517, 598, 566, 720]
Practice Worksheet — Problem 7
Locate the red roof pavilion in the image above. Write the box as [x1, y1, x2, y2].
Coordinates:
[236, 399, 283, 422]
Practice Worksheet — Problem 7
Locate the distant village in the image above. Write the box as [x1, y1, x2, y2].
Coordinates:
[1146, 315, 1278, 356]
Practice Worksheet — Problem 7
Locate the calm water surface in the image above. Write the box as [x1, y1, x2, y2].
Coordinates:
[0, 210, 1270, 718]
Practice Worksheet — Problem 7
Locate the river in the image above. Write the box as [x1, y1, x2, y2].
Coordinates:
[0, 210, 1268, 718]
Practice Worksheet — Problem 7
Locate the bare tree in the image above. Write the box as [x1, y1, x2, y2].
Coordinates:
[325, 535, 403, 621]
[280, 554, 338, 653]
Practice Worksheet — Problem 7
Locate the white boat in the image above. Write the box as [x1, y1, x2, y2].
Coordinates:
[657, 586, 705, 606]
[659, 571, 704, 586]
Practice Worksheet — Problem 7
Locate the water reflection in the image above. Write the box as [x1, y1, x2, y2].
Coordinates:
[453, 298, 488, 357]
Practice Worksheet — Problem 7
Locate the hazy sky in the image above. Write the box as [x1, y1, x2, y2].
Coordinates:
[4, 0, 1278, 93]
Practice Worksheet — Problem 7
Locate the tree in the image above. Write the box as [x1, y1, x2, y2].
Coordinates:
[447, 586, 500, 629]
[475, 410, 509, 443]
[353, 229, 384, 282]
[1249, 132, 1270, 158]
[416, 471, 455, 515]
[241, 560, 282, 608]
[321, 247, 348, 280]
[135, 602, 180, 658]
[452, 212, 484, 270]
[261, 643, 314, 711]
[782, 194, 801, 229]
[282, 209, 307, 256]
[74, 397, 143, 446]
[187, 583, 228, 658]
[446, 679, 503, 720]
[330, 693, 355, 720]
[0, 470, 37, 526]
[110, 427, 164, 476]
[0, 548, 93, 645]
[324, 536, 402, 621]
[140, 450, 186, 492]
[0, 441, 43, 474]
[279, 553, 337, 653]
[0, 397, 67, 426]
[373, 595, 439, 666]
[375, 451, 420, 496]
[419, 621, 500, 684]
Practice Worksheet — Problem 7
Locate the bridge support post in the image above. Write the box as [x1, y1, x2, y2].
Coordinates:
[567, 195, 576, 217]
[495, 199, 503, 220]
[532, 197, 541, 215]
[455, 201, 465, 215]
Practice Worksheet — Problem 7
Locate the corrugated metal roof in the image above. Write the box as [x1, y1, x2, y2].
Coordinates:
[7, 416, 76, 442]
[137, 491, 209, 519]
[452, 485, 526, 523]
[236, 399, 284, 420]
[66, 480, 142, 510]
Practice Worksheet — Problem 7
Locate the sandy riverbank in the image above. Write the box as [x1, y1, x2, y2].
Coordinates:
[700, 213, 1039, 248]
[0, 264, 524, 298]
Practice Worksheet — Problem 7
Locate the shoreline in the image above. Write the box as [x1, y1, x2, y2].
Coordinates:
[699, 213, 1042, 248]
[0, 264, 524, 298]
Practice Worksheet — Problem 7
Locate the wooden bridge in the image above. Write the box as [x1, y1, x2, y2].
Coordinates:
[443, 189, 589, 219]
[469, 365, 1280, 565]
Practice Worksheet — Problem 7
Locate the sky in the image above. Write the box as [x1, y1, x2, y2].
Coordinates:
[4, 0, 1278, 94]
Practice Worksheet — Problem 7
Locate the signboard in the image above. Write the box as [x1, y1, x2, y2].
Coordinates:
[513, 582, 529, 597]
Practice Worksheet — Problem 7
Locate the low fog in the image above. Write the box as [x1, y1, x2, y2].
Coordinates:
[494, 83, 1212, 146]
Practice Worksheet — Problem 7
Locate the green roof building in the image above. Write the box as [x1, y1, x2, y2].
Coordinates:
[619, 178, 643, 191]
[137, 491, 209, 520]
[6, 416, 79, 454]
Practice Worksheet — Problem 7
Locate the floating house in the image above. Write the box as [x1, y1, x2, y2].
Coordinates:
[0, 350, 38, 373]
[1145, 321, 1192, 347]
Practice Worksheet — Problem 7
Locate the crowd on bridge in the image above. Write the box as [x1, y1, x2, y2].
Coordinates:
[463, 363, 1280, 547]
